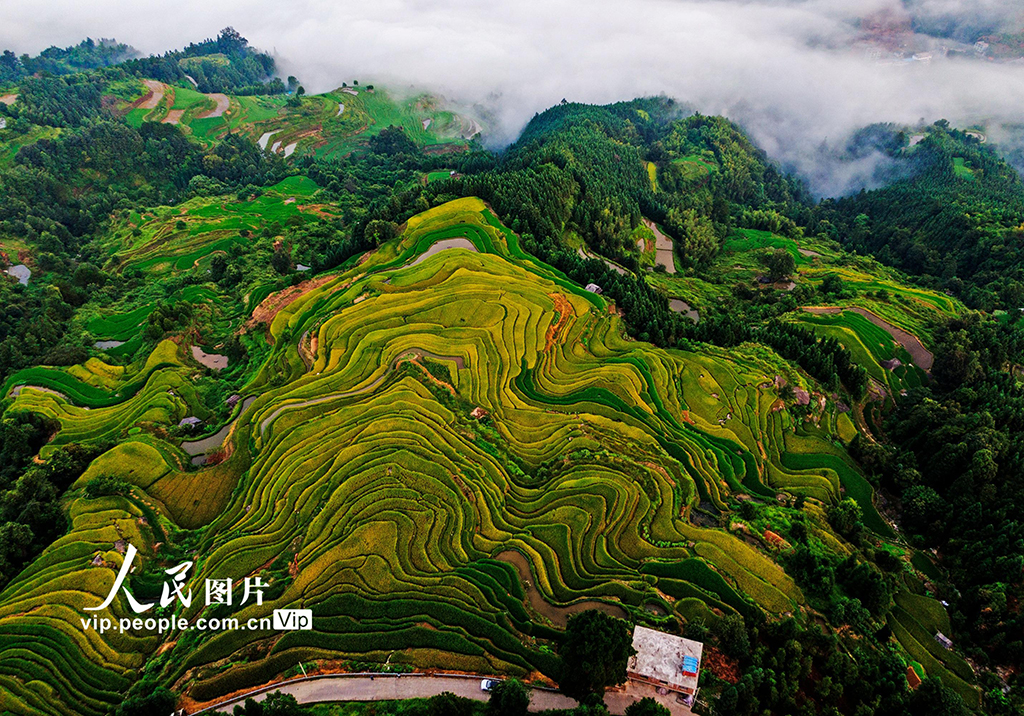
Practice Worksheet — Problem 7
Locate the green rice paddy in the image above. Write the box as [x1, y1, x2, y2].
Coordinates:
[0, 198, 909, 713]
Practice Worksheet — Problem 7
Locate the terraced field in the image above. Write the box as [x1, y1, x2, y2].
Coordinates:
[0, 199, 901, 714]
[241, 87, 481, 160]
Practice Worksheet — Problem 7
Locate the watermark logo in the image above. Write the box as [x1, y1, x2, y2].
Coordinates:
[80, 543, 309, 635]
[273, 609, 313, 630]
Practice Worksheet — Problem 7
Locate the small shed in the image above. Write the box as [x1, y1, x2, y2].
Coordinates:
[585, 283, 603, 294]
[179, 416, 203, 428]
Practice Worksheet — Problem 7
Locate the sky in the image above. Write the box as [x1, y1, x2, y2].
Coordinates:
[3, 0, 1024, 195]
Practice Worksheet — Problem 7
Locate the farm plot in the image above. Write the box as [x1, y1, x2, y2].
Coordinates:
[792, 309, 929, 399]
[0, 198, 891, 712]
[248, 87, 482, 160]
[102, 199, 891, 702]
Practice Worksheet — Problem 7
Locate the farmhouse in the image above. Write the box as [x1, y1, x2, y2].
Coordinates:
[627, 625, 703, 701]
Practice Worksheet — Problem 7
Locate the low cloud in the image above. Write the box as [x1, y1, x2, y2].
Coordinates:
[3, 0, 1023, 195]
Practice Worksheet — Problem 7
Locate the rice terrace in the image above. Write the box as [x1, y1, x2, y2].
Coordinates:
[1, 17, 1024, 716]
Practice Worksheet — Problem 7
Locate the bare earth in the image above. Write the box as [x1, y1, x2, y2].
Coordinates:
[197, 93, 230, 119]
[0, 94, 17, 106]
[137, 80, 165, 110]
[162, 109, 185, 125]
[643, 219, 676, 274]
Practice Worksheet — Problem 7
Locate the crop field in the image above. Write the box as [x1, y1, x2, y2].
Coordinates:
[0, 495, 161, 716]
[888, 596, 980, 707]
[238, 87, 482, 160]
[790, 309, 929, 401]
[70, 176, 329, 357]
[952, 156, 976, 180]
[0, 199, 912, 714]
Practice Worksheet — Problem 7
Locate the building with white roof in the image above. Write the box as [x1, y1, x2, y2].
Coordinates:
[626, 625, 704, 697]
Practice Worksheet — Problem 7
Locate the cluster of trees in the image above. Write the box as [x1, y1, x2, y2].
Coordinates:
[12, 73, 108, 127]
[855, 313, 1024, 673]
[0, 115, 281, 381]
[0, 440, 102, 589]
[0, 38, 136, 84]
[121, 28, 280, 95]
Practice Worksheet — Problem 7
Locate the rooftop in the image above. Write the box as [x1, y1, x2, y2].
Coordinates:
[627, 625, 704, 695]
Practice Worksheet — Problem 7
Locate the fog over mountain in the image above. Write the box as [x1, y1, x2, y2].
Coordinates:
[3, 0, 1023, 195]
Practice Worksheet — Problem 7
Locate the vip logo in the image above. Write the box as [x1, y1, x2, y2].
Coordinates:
[273, 609, 313, 630]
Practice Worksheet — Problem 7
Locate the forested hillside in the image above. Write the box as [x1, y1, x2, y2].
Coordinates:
[816, 123, 1024, 311]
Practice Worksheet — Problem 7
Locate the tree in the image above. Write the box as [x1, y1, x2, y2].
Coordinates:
[624, 697, 670, 716]
[427, 691, 474, 716]
[261, 693, 304, 716]
[829, 498, 863, 538]
[115, 684, 176, 716]
[908, 678, 971, 716]
[558, 610, 636, 700]
[821, 273, 844, 295]
[369, 126, 418, 156]
[762, 248, 795, 281]
[271, 248, 291, 274]
[364, 219, 399, 246]
[488, 678, 530, 716]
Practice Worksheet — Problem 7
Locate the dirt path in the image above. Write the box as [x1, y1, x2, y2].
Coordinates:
[643, 219, 676, 274]
[198, 672, 691, 716]
[137, 80, 165, 110]
[197, 93, 230, 119]
[577, 247, 627, 276]
[802, 306, 934, 371]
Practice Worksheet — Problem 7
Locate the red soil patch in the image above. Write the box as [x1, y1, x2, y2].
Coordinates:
[703, 646, 741, 684]
[245, 274, 340, 339]
[545, 293, 574, 350]
[680, 410, 695, 425]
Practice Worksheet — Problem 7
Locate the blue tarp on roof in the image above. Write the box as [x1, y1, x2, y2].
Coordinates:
[681, 655, 699, 675]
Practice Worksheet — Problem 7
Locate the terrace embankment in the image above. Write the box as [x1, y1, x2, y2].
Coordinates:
[496, 550, 627, 627]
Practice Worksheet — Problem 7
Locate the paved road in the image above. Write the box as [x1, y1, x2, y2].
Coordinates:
[208, 674, 576, 713]
[204, 673, 693, 715]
